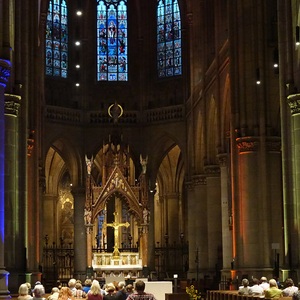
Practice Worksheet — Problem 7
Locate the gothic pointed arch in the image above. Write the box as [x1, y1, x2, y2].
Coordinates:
[92, 166, 143, 223]
[152, 140, 186, 247]
[207, 95, 218, 164]
[43, 138, 81, 245]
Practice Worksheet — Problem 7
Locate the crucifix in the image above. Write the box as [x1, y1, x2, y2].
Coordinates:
[104, 211, 130, 258]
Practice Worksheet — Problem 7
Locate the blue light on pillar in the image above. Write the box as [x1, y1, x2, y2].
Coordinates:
[0, 59, 12, 298]
[0, 60, 11, 244]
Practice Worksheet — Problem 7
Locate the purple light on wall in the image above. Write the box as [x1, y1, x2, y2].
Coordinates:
[0, 82, 5, 243]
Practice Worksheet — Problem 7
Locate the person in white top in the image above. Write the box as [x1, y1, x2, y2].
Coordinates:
[238, 279, 250, 295]
[260, 277, 270, 291]
[283, 278, 298, 296]
[249, 278, 264, 297]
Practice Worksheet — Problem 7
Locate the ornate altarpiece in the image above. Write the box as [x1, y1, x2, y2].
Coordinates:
[84, 136, 149, 278]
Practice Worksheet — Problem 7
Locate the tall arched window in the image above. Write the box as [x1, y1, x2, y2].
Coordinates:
[45, 0, 68, 78]
[97, 0, 128, 81]
[157, 0, 182, 78]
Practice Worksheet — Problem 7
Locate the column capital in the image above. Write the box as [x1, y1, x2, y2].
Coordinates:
[0, 59, 11, 87]
[236, 136, 260, 153]
[287, 93, 300, 115]
[4, 93, 21, 117]
[185, 174, 207, 189]
[236, 136, 281, 153]
[217, 153, 228, 167]
[204, 164, 220, 176]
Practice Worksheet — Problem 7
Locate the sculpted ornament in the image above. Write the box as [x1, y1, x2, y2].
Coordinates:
[140, 155, 148, 174]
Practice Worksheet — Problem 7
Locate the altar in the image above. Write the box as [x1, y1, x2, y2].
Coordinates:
[92, 252, 143, 277]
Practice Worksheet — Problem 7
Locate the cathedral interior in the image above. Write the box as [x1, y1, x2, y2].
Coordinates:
[1, 0, 300, 297]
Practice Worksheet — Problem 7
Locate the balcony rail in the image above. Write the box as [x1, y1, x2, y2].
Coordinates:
[45, 105, 185, 125]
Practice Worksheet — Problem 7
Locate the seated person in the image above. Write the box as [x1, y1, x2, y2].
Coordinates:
[238, 279, 250, 295]
[249, 278, 264, 296]
[265, 279, 283, 299]
[283, 278, 298, 296]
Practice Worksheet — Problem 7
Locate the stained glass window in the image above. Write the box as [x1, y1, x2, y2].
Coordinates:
[45, 0, 68, 78]
[157, 0, 182, 78]
[97, 0, 128, 81]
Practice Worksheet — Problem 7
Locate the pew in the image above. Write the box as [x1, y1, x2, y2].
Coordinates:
[206, 291, 292, 300]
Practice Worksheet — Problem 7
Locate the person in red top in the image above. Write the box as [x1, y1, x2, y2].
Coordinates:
[87, 280, 103, 300]
[126, 281, 157, 300]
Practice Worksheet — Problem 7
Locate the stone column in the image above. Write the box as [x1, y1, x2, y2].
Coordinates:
[4, 93, 22, 292]
[187, 175, 208, 280]
[86, 225, 93, 271]
[278, 0, 297, 270]
[235, 136, 282, 277]
[146, 188, 155, 270]
[204, 165, 221, 274]
[72, 186, 87, 281]
[217, 154, 233, 276]
[140, 225, 149, 268]
[0, 59, 11, 299]
[42, 194, 58, 242]
[235, 137, 265, 269]
[287, 94, 300, 269]
[165, 192, 179, 244]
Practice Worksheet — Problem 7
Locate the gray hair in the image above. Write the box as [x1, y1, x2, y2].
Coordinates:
[33, 284, 45, 298]
[242, 279, 249, 287]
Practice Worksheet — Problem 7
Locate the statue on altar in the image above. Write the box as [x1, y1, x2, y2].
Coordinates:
[84, 206, 92, 225]
[143, 208, 150, 225]
[85, 155, 93, 175]
[140, 154, 148, 174]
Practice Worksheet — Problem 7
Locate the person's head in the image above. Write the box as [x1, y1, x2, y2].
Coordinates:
[59, 287, 73, 300]
[117, 281, 126, 291]
[126, 284, 133, 294]
[285, 278, 294, 287]
[269, 279, 277, 288]
[242, 279, 249, 287]
[84, 279, 92, 287]
[260, 277, 267, 283]
[75, 282, 82, 290]
[90, 280, 101, 295]
[19, 283, 30, 296]
[105, 283, 116, 294]
[51, 287, 59, 294]
[56, 281, 62, 290]
[26, 282, 32, 291]
[252, 278, 260, 285]
[135, 280, 145, 292]
[68, 279, 77, 289]
[33, 284, 45, 298]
